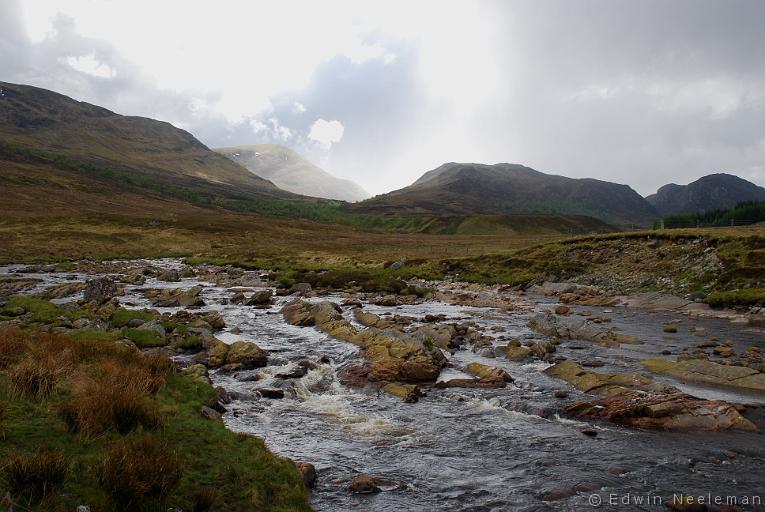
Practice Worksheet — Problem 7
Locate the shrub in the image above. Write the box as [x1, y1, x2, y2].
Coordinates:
[9, 351, 73, 401]
[58, 360, 165, 437]
[5, 448, 68, 502]
[97, 435, 182, 511]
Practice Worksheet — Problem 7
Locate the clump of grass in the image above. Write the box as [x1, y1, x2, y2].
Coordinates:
[111, 308, 158, 328]
[121, 327, 166, 348]
[0, 296, 88, 324]
[97, 435, 182, 511]
[4, 447, 68, 503]
[706, 288, 765, 307]
[59, 359, 166, 437]
[9, 350, 73, 401]
[191, 487, 220, 512]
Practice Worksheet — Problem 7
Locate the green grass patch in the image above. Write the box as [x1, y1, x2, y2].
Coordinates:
[111, 309, 158, 328]
[66, 328, 120, 343]
[706, 288, 765, 307]
[120, 328, 166, 348]
[0, 296, 90, 324]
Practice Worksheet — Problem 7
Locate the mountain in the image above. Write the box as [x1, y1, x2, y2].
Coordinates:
[0, 81, 303, 205]
[646, 173, 765, 216]
[352, 162, 658, 226]
[216, 144, 369, 202]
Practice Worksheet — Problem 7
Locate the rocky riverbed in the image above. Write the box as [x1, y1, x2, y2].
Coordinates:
[1, 259, 764, 511]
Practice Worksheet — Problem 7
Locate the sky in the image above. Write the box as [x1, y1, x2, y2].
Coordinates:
[2, 0, 764, 196]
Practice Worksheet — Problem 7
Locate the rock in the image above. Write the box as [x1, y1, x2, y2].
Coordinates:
[465, 362, 513, 386]
[84, 277, 117, 304]
[581, 427, 598, 437]
[382, 382, 422, 403]
[582, 359, 605, 368]
[663, 324, 678, 333]
[158, 269, 181, 282]
[290, 282, 312, 294]
[201, 406, 222, 421]
[374, 295, 398, 307]
[126, 318, 145, 328]
[205, 311, 226, 329]
[546, 360, 758, 431]
[225, 341, 268, 369]
[143, 286, 205, 307]
[41, 282, 86, 299]
[276, 365, 308, 379]
[142, 320, 166, 336]
[553, 389, 568, 399]
[296, 461, 317, 488]
[258, 388, 285, 399]
[246, 290, 273, 306]
[388, 260, 404, 270]
[712, 346, 733, 357]
[76, 506, 91, 512]
[348, 474, 382, 494]
[528, 312, 639, 347]
[505, 344, 532, 361]
[182, 364, 211, 384]
[554, 305, 571, 315]
[642, 358, 765, 391]
[72, 318, 90, 329]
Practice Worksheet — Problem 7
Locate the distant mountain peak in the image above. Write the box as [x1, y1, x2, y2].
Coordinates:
[354, 161, 658, 226]
[647, 173, 765, 215]
[215, 144, 369, 202]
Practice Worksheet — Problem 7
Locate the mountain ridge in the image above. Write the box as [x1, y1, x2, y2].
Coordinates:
[354, 162, 659, 226]
[646, 173, 765, 215]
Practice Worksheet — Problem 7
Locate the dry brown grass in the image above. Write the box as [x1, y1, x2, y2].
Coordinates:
[4, 447, 68, 503]
[97, 435, 182, 511]
[8, 350, 74, 401]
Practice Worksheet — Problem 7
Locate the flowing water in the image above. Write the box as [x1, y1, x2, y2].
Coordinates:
[3, 259, 765, 511]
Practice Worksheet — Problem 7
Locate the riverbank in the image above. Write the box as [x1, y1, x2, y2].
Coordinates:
[1, 258, 763, 510]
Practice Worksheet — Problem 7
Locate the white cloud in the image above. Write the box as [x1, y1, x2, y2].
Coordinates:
[292, 101, 306, 114]
[61, 54, 115, 78]
[308, 119, 344, 148]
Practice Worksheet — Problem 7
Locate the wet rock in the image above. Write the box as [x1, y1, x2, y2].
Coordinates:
[374, 295, 398, 307]
[663, 324, 679, 333]
[337, 363, 371, 388]
[541, 488, 574, 502]
[554, 304, 571, 315]
[348, 474, 382, 494]
[296, 462, 317, 488]
[143, 286, 205, 307]
[465, 362, 513, 386]
[528, 312, 639, 347]
[290, 282, 312, 294]
[225, 341, 268, 368]
[246, 290, 273, 306]
[505, 344, 532, 361]
[546, 360, 758, 431]
[201, 406, 222, 421]
[712, 346, 734, 357]
[276, 365, 308, 379]
[382, 382, 422, 403]
[582, 359, 606, 368]
[642, 358, 765, 391]
[84, 277, 117, 305]
[158, 269, 181, 282]
[581, 427, 598, 437]
[258, 388, 285, 399]
[204, 311, 226, 329]
[553, 389, 568, 399]
[40, 282, 86, 299]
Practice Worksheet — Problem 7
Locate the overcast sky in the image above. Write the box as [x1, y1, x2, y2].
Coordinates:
[2, 0, 764, 196]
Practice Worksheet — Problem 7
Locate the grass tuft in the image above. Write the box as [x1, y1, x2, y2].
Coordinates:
[96, 435, 182, 511]
[4, 447, 68, 503]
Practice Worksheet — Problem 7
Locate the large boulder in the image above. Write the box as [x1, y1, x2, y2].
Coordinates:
[142, 286, 205, 307]
[84, 277, 117, 304]
[528, 312, 639, 346]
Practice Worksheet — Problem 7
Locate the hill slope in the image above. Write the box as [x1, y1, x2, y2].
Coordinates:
[216, 144, 369, 202]
[646, 173, 765, 215]
[0, 81, 299, 202]
[353, 162, 658, 226]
